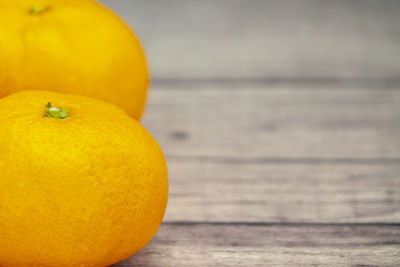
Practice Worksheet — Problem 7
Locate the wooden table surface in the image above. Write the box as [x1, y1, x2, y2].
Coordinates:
[100, 1, 400, 266]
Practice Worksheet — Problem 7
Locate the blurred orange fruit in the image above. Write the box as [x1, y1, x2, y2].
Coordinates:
[0, 0, 149, 120]
[0, 90, 168, 266]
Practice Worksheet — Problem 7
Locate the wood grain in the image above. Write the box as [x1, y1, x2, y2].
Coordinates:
[96, 1, 400, 265]
[142, 84, 400, 159]
[100, 0, 400, 79]
[164, 160, 400, 223]
[113, 223, 400, 266]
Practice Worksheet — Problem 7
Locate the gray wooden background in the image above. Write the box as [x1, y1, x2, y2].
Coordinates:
[99, 0, 400, 266]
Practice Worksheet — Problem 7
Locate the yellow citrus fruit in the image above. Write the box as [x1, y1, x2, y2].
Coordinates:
[0, 90, 168, 267]
[0, 0, 149, 120]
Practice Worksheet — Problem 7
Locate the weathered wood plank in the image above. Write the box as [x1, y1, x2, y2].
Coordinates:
[100, 0, 400, 79]
[142, 84, 400, 158]
[113, 224, 400, 266]
[164, 160, 400, 223]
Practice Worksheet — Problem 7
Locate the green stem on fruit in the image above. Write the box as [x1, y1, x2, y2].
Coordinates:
[43, 103, 71, 120]
[29, 6, 51, 15]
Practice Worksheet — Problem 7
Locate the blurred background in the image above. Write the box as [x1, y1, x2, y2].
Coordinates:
[99, 1, 400, 266]
[102, 0, 400, 80]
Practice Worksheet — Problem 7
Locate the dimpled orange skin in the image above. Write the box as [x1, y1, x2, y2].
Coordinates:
[0, 91, 168, 267]
[0, 0, 149, 120]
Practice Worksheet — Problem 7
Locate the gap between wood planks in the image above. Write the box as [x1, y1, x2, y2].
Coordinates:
[151, 77, 400, 90]
[163, 221, 400, 227]
[165, 155, 400, 165]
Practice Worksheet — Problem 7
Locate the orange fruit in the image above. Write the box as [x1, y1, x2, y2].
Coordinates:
[0, 0, 149, 120]
[0, 90, 168, 266]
